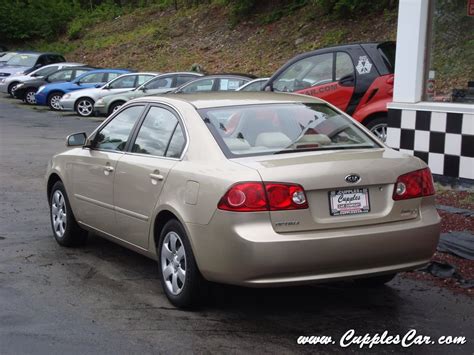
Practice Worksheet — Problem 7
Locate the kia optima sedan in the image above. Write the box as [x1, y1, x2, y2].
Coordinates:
[46, 92, 440, 308]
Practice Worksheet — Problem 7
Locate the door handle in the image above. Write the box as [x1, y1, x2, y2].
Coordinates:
[103, 165, 114, 175]
[149, 173, 164, 181]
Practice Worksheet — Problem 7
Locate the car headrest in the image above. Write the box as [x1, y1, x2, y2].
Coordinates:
[255, 132, 292, 148]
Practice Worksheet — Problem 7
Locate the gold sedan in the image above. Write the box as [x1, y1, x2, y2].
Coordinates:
[46, 92, 440, 307]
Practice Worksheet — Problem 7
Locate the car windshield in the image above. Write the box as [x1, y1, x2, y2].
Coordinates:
[199, 103, 378, 157]
[0, 52, 18, 62]
[6, 54, 39, 67]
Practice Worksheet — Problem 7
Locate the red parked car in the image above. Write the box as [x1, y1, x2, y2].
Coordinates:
[264, 41, 395, 141]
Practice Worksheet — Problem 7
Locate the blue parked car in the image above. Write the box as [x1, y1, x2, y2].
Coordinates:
[35, 69, 130, 110]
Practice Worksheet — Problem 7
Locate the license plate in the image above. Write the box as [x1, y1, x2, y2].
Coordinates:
[329, 188, 370, 216]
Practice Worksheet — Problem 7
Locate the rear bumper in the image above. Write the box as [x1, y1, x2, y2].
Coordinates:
[0, 81, 9, 93]
[186, 206, 440, 287]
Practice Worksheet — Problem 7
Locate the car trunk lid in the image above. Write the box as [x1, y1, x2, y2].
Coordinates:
[232, 148, 424, 233]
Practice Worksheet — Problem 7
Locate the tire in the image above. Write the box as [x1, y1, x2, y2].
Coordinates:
[49, 181, 87, 247]
[354, 273, 396, 287]
[7, 82, 19, 97]
[24, 88, 37, 105]
[48, 92, 63, 111]
[158, 219, 207, 308]
[75, 97, 95, 117]
[364, 116, 388, 142]
[108, 101, 125, 116]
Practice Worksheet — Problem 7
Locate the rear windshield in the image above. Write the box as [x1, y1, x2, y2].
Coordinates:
[6, 54, 39, 67]
[199, 103, 379, 158]
[377, 42, 396, 73]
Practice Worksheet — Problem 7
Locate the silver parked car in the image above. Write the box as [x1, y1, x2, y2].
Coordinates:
[58, 72, 159, 117]
[46, 92, 440, 308]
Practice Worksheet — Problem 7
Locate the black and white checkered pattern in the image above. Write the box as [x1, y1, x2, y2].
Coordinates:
[387, 109, 473, 180]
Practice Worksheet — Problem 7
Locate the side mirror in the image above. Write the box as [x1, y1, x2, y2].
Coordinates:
[338, 74, 355, 87]
[66, 132, 87, 147]
[141, 87, 147, 93]
[97, 83, 104, 88]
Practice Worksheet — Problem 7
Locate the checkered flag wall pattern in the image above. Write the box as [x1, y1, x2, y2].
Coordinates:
[386, 109, 473, 180]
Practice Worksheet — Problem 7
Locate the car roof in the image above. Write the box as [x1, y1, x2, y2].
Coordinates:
[133, 92, 325, 109]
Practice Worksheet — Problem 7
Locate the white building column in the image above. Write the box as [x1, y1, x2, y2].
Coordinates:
[392, 0, 430, 103]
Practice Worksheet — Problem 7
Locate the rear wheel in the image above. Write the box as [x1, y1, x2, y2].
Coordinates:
[354, 273, 396, 287]
[24, 88, 37, 104]
[48, 92, 63, 110]
[7, 82, 19, 96]
[49, 181, 87, 247]
[158, 219, 207, 308]
[75, 97, 95, 117]
[365, 117, 388, 142]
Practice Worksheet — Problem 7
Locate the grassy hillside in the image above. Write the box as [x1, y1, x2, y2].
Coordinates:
[33, 3, 398, 76]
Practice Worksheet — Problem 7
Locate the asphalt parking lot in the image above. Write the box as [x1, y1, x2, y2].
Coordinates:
[0, 97, 473, 354]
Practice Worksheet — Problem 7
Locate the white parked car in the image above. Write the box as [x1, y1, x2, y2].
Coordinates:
[0, 62, 84, 96]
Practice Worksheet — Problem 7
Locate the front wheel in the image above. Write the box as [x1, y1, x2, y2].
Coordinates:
[108, 101, 125, 116]
[24, 88, 37, 104]
[49, 181, 87, 247]
[75, 97, 95, 117]
[158, 219, 207, 308]
[48, 92, 63, 110]
[365, 117, 388, 142]
[8, 82, 19, 96]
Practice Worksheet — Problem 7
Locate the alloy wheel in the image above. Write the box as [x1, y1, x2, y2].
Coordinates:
[51, 190, 67, 238]
[77, 99, 93, 116]
[370, 123, 388, 142]
[161, 231, 187, 295]
[50, 95, 62, 110]
[26, 91, 36, 104]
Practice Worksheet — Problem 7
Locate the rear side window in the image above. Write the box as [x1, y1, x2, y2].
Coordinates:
[335, 52, 354, 80]
[79, 72, 104, 83]
[131, 106, 185, 157]
[48, 69, 74, 82]
[145, 77, 173, 89]
[377, 42, 396, 73]
[176, 75, 198, 86]
[200, 103, 378, 158]
[218, 79, 246, 91]
[95, 105, 144, 151]
[106, 72, 122, 81]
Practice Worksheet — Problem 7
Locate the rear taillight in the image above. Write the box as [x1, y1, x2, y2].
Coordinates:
[393, 168, 435, 201]
[218, 182, 308, 212]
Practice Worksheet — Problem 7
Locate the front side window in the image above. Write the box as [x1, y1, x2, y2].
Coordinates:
[200, 103, 378, 157]
[78, 72, 104, 84]
[181, 79, 215, 93]
[137, 74, 154, 85]
[108, 75, 137, 89]
[273, 53, 333, 92]
[48, 69, 73, 82]
[131, 106, 184, 157]
[94, 105, 144, 151]
[72, 69, 90, 79]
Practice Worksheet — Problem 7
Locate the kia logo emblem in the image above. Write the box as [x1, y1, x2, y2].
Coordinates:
[345, 174, 361, 184]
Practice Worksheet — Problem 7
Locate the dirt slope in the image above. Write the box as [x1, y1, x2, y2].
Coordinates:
[43, 4, 397, 75]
